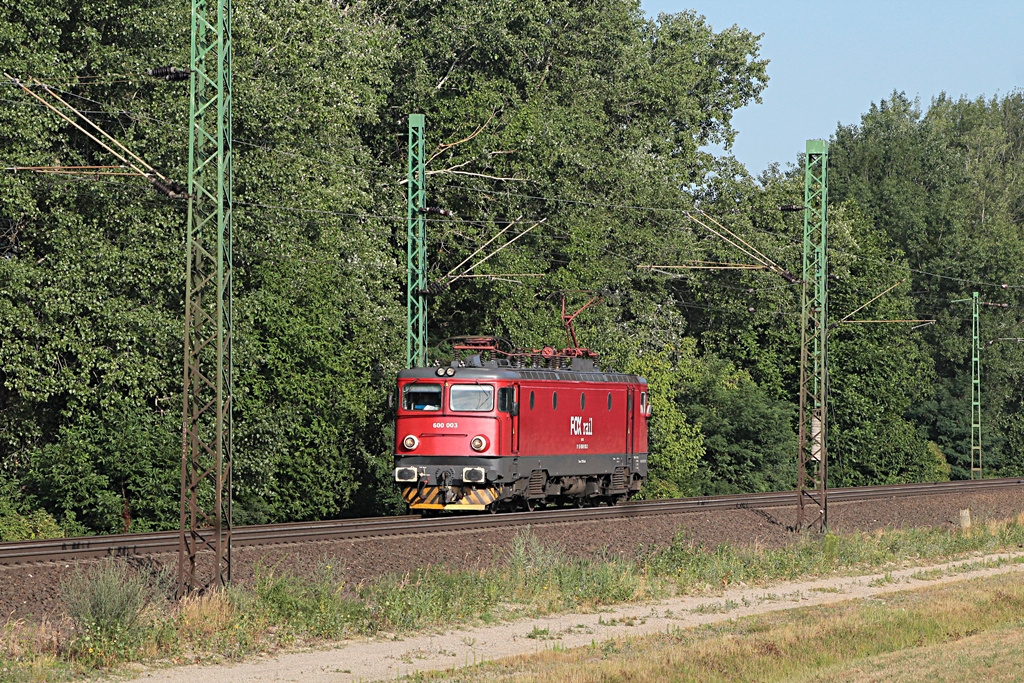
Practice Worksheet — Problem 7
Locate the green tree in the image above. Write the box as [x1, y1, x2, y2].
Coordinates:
[825, 203, 937, 485]
[1, 0, 405, 530]
[1, 0, 790, 530]
[621, 342, 705, 498]
[682, 355, 796, 494]
[829, 92, 1024, 479]
[1, 0, 191, 533]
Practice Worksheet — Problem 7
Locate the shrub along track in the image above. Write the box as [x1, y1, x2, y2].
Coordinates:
[2, 478, 1023, 621]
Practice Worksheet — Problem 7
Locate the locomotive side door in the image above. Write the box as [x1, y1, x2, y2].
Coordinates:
[498, 384, 520, 454]
[626, 387, 635, 455]
[512, 383, 520, 453]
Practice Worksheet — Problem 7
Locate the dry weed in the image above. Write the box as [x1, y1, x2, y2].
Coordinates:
[175, 589, 235, 639]
[1, 614, 66, 660]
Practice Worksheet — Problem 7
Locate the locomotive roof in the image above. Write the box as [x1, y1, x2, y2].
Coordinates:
[398, 365, 647, 385]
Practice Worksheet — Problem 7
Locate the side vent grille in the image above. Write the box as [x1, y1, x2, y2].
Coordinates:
[527, 470, 547, 498]
[610, 467, 629, 493]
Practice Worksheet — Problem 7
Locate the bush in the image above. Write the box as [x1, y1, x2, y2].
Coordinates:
[60, 559, 164, 665]
[0, 508, 63, 542]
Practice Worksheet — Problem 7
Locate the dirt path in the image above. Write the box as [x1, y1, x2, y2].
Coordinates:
[134, 550, 1024, 682]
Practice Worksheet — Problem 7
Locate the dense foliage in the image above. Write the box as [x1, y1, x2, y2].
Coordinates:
[830, 92, 1024, 480]
[0, 0, 1020, 535]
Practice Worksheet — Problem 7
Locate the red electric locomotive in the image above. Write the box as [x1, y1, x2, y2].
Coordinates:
[393, 336, 650, 512]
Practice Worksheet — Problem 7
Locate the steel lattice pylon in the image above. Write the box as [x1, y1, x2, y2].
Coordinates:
[406, 114, 427, 368]
[796, 139, 829, 532]
[179, 0, 233, 594]
[970, 291, 982, 479]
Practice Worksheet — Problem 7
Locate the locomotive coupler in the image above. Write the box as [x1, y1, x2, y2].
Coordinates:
[437, 469, 461, 504]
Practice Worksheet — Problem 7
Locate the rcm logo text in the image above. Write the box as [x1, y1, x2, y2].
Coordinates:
[570, 416, 593, 436]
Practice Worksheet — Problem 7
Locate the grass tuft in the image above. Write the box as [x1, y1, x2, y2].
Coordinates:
[252, 561, 366, 639]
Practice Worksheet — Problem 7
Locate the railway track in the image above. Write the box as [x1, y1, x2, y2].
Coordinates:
[2, 477, 1021, 566]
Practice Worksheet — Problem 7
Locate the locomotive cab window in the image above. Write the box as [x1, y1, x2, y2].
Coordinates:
[640, 392, 648, 413]
[498, 387, 514, 412]
[403, 384, 442, 411]
[450, 384, 494, 412]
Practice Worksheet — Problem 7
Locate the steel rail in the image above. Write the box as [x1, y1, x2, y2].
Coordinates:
[2, 477, 1022, 566]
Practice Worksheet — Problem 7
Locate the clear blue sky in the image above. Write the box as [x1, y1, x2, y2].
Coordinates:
[641, 0, 1024, 175]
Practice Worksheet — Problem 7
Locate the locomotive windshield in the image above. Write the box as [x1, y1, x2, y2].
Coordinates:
[449, 384, 494, 412]
[403, 383, 442, 411]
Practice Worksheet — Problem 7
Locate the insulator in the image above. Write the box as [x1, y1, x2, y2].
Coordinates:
[779, 204, 804, 212]
[147, 66, 189, 81]
[424, 279, 450, 295]
[150, 177, 188, 198]
[418, 206, 454, 217]
[810, 417, 822, 461]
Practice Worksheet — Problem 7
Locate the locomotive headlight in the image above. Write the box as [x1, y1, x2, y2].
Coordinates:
[470, 435, 488, 452]
[436, 367, 446, 376]
[402, 435, 420, 450]
[445, 367, 456, 376]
